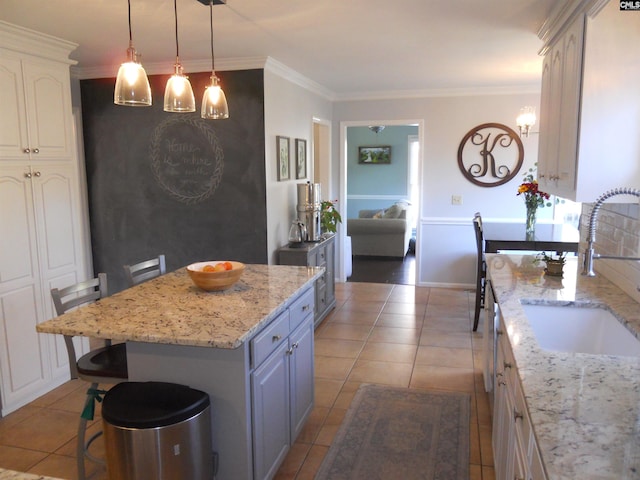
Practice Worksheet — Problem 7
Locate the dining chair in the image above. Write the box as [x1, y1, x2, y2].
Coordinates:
[473, 212, 486, 332]
[123, 254, 166, 287]
[51, 274, 128, 480]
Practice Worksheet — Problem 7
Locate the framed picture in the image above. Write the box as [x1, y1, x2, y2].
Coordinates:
[295, 138, 307, 179]
[358, 146, 391, 164]
[277, 136, 290, 181]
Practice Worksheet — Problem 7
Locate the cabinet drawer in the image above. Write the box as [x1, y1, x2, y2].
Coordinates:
[251, 310, 290, 368]
[289, 288, 314, 331]
[316, 246, 327, 267]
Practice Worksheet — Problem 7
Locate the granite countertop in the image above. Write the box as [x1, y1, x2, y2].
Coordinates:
[487, 254, 640, 480]
[0, 469, 63, 480]
[37, 264, 323, 349]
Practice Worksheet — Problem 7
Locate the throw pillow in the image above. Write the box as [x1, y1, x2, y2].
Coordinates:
[372, 210, 384, 219]
[382, 204, 402, 219]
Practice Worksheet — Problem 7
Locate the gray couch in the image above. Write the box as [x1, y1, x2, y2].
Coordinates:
[347, 203, 412, 258]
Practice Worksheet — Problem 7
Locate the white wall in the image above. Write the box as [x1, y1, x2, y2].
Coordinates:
[333, 91, 542, 287]
[264, 63, 333, 264]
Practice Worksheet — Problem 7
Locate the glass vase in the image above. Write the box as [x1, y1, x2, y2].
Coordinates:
[525, 205, 537, 239]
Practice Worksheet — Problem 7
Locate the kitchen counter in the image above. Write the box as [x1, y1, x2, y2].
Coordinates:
[0, 469, 63, 480]
[37, 264, 323, 348]
[487, 254, 640, 479]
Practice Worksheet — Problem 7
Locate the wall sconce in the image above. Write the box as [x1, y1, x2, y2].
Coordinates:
[516, 106, 536, 138]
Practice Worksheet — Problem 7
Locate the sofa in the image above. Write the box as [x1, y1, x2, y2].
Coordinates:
[347, 202, 413, 258]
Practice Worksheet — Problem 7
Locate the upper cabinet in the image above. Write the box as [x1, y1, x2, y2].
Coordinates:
[537, 0, 640, 202]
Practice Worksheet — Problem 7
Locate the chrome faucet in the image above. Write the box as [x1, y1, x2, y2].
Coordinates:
[583, 187, 640, 276]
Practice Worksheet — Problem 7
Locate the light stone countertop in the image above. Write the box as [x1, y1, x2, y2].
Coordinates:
[37, 264, 323, 349]
[487, 254, 640, 480]
[0, 469, 63, 480]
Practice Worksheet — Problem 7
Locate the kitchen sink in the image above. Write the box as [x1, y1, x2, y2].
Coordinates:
[520, 303, 640, 357]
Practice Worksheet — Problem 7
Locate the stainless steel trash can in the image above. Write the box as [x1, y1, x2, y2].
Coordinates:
[102, 381, 213, 480]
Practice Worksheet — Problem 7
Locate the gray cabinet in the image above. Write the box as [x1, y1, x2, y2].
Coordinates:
[278, 235, 336, 328]
[251, 288, 315, 480]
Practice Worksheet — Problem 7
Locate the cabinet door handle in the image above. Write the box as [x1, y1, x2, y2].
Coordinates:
[286, 347, 294, 355]
[33, 171, 41, 177]
[496, 329, 504, 336]
[504, 362, 512, 369]
[24, 172, 32, 178]
[302, 304, 310, 311]
[32, 148, 39, 154]
[292, 342, 299, 349]
[272, 334, 282, 342]
[23, 147, 30, 154]
[514, 409, 523, 421]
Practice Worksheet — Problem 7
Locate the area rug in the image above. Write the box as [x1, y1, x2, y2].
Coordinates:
[315, 384, 470, 480]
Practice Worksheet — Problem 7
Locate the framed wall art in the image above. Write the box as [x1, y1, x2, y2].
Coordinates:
[358, 146, 391, 164]
[277, 135, 290, 181]
[295, 138, 307, 179]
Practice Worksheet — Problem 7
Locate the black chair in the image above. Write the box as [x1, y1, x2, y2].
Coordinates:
[472, 212, 486, 331]
[123, 254, 166, 287]
[51, 274, 128, 480]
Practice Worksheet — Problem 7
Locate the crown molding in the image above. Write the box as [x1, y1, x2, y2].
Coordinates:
[0, 20, 77, 64]
[263, 57, 335, 101]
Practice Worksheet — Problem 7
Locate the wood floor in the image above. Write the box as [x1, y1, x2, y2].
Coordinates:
[0, 282, 495, 480]
[348, 253, 416, 285]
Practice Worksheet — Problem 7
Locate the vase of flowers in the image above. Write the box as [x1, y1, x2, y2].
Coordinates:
[517, 166, 552, 238]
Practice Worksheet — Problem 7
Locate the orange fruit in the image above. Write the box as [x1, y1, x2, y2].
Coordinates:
[223, 261, 233, 270]
[213, 263, 227, 272]
[202, 264, 216, 272]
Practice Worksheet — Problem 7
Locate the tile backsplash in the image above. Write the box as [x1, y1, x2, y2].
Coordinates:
[580, 202, 640, 303]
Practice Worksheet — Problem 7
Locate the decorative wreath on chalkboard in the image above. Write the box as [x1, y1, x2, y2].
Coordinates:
[457, 123, 524, 187]
[149, 116, 225, 205]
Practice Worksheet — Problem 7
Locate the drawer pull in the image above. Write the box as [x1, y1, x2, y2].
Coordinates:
[302, 304, 310, 311]
[272, 334, 282, 342]
[292, 342, 299, 349]
[514, 409, 523, 421]
[496, 329, 504, 336]
[286, 347, 294, 355]
[498, 381, 506, 387]
[504, 362, 512, 369]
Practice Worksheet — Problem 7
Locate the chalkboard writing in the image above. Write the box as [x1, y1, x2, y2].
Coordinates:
[150, 116, 224, 204]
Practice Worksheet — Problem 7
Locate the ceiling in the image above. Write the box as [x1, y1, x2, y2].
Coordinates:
[0, 0, 558, 99]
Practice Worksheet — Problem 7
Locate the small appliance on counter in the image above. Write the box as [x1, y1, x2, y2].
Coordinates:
[296, 182, 322, 242]
[288, 220, 307, 247]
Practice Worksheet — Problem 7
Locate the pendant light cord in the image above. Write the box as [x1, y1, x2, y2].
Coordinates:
[174, 0, 180, 61]
[127, 0, 133, 45]
[209, 1, 215, 73]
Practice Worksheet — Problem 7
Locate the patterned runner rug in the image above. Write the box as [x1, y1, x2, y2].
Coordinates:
[315, 384, 470, 480]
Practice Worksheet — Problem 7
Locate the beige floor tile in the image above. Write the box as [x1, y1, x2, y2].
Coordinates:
[423, 315, 470, 331]
[294, 444, 329, 480]
[332, 381, 362, 409]
[469, 463, 483, 480]
[420, 329, 472, 349]
[479, 423, 495, 466]
[337, 299, 386, 313]
[324, 310, 379, 326]
[273, 442, 312, 480]
[0, 408, 78, 452]
[314, 323, 373, 341]
[314, 338, 364, 358]
[469, 418, 481, 464]
[375, 312, 424, 329]
[0, 445, 48, 473]
[30, 379, 85, 408]
[426, 302, 472, 317]
[382, 301, 427, 317]
[314, 378, 344, 408]
[368, 326, 421, 345]
[415, 345, 473, 368]
[296, 406, 329, 444]
[358, 342, 418, 364]
[483, 465, 496, 480]
[314, 356, 355, 381]
[410, 364, 475, 393]
[347, 359, 412, 387]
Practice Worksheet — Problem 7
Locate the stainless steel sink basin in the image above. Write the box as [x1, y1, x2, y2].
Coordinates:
[520, 303, 640, 356]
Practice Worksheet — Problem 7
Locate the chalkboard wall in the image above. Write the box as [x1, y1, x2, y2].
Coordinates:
[80, 69, 267, 293]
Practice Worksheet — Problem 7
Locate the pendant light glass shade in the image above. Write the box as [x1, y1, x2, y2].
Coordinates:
[201, 75, 228, 119]
[114, 1, 151, 106]
[201, 0, 229, 119]
[164, 63, 196, 112]
[164, 0, 195, 113]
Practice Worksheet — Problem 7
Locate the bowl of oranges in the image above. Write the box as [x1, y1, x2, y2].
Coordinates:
[186, 261, 245, 291]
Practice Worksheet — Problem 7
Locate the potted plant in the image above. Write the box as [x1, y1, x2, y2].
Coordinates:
[320, 200, 342, 235]
[535, 251, 566, 276]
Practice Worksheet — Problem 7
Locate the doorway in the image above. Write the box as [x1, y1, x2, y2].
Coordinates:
[340, 121, 423, 285]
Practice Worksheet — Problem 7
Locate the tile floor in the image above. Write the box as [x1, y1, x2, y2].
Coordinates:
[0, 282, 494, 480]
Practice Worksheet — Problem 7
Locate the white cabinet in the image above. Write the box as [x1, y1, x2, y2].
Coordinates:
[0, 52, 74, 160]
[492, 312, 547, 480]
[537, 0, 640, 202]
[251, 288, 315, 480]
[537, 13, 584, 199]
[0, 22, 90, 416]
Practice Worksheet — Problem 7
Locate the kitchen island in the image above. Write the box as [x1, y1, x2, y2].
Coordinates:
[487, 254, 640, 479]
[37, 264, 324, 480]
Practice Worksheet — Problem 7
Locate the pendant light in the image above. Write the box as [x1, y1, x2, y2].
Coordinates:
[164, 0, 195, 112]
[114, 0, 152, 106]
[201, 0, 229, 119]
